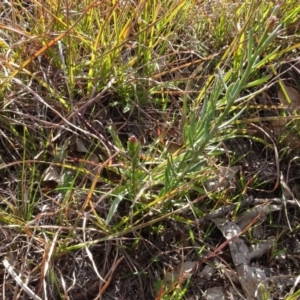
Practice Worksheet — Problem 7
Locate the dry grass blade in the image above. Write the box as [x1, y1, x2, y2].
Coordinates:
[1, 0, 300, 299]
[3, 258, 42, 300]
[0, 1, 98, 92]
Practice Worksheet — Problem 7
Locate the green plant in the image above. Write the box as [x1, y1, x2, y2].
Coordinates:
[1, 1, 299, 299]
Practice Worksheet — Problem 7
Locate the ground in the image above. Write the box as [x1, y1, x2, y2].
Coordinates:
[0, 1, 300, 299]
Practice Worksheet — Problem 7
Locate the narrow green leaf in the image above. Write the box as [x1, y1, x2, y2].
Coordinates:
[243, 75, 273, 88]
[106, 187, 126, 225]
[247, 29, 254, 63]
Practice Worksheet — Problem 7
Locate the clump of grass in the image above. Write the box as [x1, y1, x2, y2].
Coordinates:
[1, 0, 300, 299]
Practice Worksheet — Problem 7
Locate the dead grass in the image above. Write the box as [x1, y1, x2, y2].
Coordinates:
[1, 0, 300, 299]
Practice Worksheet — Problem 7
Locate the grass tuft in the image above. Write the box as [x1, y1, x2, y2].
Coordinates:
[1, 0, 300, 299]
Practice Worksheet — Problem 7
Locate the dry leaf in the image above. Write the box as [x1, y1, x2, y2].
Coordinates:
[248, 237, 276, 261]
[270, 84, 300, 148]
[204, 287, 226, 300]
[164, 261, 197, 288]
[42, 166, 60, 183]
[76, 138, 89, 153]
[199, 265, 215, 280]
[221, 266, 240, 284]
[278, 83, 300, 107]
[166, 141, 183, 154]
[213, 217, 276, 300]
[271, 118, 288, 138]
[235, 204, 281, 232]
[204, 166, 240, 192]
